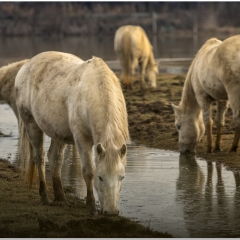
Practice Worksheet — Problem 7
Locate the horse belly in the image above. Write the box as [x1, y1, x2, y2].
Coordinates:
[200, 72, 228, 101]
[204, 82, 228, 100]
[31, 100, 75, 144]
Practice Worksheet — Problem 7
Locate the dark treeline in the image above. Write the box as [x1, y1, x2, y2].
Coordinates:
[0, 2, 239, 36]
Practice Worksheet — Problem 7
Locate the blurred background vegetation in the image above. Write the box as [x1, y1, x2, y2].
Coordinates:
[0, 2, 240, 37]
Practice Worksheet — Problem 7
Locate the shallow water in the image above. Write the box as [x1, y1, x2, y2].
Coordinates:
[1, 103, 240, 237]
[0, 33, 234, 74]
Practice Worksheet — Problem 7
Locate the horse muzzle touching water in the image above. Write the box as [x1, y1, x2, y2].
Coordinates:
[15, 51, 129, 216]
[94, 143, 126, 216]
[172, 35, 240, 154]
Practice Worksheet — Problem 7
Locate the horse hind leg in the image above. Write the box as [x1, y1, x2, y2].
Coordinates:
[228, 93, 240, 152]
[23, 117, 50, 204]
[47, 139, 68, 204]
[214, 100, 229, 152]
[229, 126, 240, 152]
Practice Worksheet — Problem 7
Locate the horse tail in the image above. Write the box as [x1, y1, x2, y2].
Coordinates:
[18, 117, 37, 188]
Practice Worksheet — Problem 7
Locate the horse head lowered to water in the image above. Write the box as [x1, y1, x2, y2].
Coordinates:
[0, 59, 28, 120]
[172, 35, 240, 154]
[114, 25, 159, 90]
[15, 51, 130, 215]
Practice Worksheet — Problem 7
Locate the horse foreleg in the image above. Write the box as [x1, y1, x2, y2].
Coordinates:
[81, 150, 96, 214]
[75, 137, 96, 215]
[214, 100, 228, 152]
[214, 124, 223, 152]
[230, 126, 240, 152]
[206, 120, 213, 153]
[140, 59, 148, 90]
[47, 139, 67, 203]
[201, 104, 213, 153]
[229, 106, 240, 152]
[214, 101, 228, 151]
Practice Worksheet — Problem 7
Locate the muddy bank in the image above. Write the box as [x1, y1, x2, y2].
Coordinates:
[0, 158, 172, 238]
[1, 71, 240, 238]
[122, 72, 240, 170]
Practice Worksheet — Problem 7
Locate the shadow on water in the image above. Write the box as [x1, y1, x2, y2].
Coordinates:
[1, 104, 240, 237]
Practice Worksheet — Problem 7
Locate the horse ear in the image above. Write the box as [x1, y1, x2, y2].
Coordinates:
[97, 143, 105, 157]
[171, 103, 180, 116]
[119, 144, 127, 157]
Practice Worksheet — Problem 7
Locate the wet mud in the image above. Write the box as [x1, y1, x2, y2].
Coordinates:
[122, 72, 240, 170]
[0, 158, 171, 238]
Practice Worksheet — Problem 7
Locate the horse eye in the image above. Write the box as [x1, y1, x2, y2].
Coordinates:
[98, 176, 103, 182]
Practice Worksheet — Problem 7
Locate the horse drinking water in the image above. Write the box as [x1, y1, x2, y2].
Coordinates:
[172, 35, 240, 154]
[114, 25, 159, 90]
[15, 52, 129, 215]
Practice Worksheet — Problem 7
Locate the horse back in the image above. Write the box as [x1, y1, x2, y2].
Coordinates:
[15, 52, 128, 145]
[15, 52, 85, 143]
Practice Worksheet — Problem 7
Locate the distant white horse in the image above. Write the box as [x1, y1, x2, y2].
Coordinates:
[0, 59, 28, 120]
[171, 35, 240, 154]
[114, 25, 159, 90]
[15, 52, 129, 216]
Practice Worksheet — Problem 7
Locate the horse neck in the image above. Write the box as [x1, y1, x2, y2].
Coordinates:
[91, 59, 129, 147]
[179, 62, 201, 115]
[100, 115, 128, 149]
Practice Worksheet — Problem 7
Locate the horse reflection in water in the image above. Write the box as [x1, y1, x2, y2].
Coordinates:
[177, 155, 240, 237]
[61, 145, 87, 200]
[16, 52, 129, 216]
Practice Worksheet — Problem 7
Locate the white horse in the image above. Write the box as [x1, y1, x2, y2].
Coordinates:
[171, 35, 240, 154]
[15, 51, 130, 216]
[114, 25, 159, 90]
[0, 59, 29, 120]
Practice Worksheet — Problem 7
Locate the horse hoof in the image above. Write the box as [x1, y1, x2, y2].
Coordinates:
[214, 148, 223, 153]
[41, 198, 52, 205]
[90, 209, 98, 216]
[51, 197, 71, 206]
[86, 204, 97, 215]
[205, 151, 213, 154]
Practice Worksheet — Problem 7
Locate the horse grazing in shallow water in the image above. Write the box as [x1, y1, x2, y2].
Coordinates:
[171, 35, 240, 154]
[15, 52, 129, 216]
[0, 59, 28, 120]
[114, 25, 159, 90]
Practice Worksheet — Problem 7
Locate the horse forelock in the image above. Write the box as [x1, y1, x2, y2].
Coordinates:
[103, 145, 125, 173]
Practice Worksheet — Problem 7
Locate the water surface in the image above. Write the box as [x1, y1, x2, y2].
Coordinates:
[0, 33, 234, 65]
[1, 103, 240, 237]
